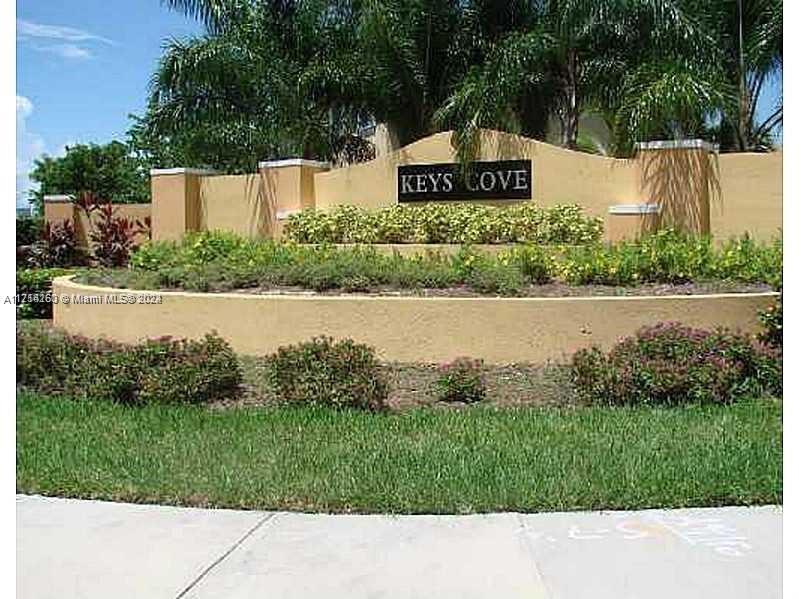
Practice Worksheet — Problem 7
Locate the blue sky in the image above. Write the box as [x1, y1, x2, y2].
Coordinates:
[16, 1, 783, 208]
[16, 0, 202, 207]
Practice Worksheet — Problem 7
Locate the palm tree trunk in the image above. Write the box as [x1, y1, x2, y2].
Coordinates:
[560, 51, 580, 150]
[736, 0, 750, 151]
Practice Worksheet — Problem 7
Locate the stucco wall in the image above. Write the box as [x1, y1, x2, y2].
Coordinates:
[53, 276, 775, 364]
[199, 174, 273, 238]
[712, 152, 783, 240]
[314, 130, 639, 218]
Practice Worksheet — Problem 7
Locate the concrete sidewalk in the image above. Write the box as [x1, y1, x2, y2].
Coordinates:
[16, 495, 781, 598]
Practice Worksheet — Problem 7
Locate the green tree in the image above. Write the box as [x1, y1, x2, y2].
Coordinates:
[28, 141, 150, 214]
[436, 0, 712, 160]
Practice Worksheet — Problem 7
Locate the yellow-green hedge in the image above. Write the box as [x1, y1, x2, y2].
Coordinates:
[284, 204, 603, 245]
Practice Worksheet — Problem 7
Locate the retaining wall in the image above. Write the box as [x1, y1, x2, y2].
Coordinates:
[53, 276, 777, 364]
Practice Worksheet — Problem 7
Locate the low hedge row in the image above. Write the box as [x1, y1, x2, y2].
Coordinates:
[284, 204, 604, 245]
[81, 229, 782, 295]
[18, 315, 781, 410]
[17, 325, 241, 405]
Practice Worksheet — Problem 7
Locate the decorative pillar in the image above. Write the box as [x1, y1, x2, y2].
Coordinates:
[258, 159, 330, 238]
[150, 168, 218, 241]
[634, 140, 718, 236]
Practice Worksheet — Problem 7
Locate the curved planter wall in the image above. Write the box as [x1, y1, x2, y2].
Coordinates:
[53, 276, 777, 364]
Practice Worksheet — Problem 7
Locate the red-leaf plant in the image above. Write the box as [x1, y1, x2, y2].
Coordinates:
[74, 191, 151, 267]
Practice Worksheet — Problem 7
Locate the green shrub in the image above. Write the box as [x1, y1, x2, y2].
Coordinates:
[16, 325, 241, 405]
[16, 216, 43, 247]
[435, 357, 486, 403]
[16, 268, 72, 319]
[284, 203, 604, 245]
[265, 337, 388, 410]
[571, 322, 782, 405]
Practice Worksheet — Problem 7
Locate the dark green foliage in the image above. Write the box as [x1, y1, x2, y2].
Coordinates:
[435, 357, 486, 403]
[572, 322, 782, 405]
[16, 216, 43, 246]
[28, 141, 150, 213]
[16, 325, 240, 405]
[16, 269, 72, 319]
[265, 336, 388, 410]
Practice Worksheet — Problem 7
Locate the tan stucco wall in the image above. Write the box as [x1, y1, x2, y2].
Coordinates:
[199, 174, 273, 238]
[146, 131, 781, 243]
[712, 152, 783, 240]
[53, 276, 776, 364]
[43, 201, 74, 227]
[151, 173, 190, 241]
[314, 130, 639, 219]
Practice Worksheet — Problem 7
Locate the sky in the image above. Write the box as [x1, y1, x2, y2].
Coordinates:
[15, 1, 783, 209]
[16, 0, 202, 207]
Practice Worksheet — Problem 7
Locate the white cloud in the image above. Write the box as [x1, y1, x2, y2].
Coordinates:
[16, 95, 46, 208]
[40, 43, 93, 60]
[17, 19, 115, 61]
[17, 19, 114, 45]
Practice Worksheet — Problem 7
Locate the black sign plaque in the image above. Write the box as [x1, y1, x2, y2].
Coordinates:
[397, 160, 532, 203]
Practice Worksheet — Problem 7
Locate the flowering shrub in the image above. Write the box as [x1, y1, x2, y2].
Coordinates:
[435, 357, 486, 403]
[17, 325, 240, 405]
[284, 203, 604, 245]
[571, 322, 782, 405]
[265, 336, 388, 410]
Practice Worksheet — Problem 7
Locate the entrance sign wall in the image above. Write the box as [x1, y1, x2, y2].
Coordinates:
[44, 129, 782, 244]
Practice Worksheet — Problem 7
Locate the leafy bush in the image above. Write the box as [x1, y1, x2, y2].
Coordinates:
[556, 230, 782, 286]
[25, 220, 87, 268]
[16, 268, 72, 319]
[571, 322, 782, 405]
[17, 325, 241, 405]
[265, 336, 388, 410]
[284, 203, 604, 245]
[759, 296, 782, 348]
[435, 357, 486, 403]
[16, 216, 43, 247]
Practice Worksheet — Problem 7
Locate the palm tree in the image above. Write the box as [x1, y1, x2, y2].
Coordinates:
[592, 0, 781, 153]
[437, 0, 710, 161]
[149, 1, 365, 168]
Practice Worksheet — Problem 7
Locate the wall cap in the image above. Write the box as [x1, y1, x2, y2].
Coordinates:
[608, 204, 661, 215]
[258, 159, 331, 169]
[43, 194, 73, 203]
[635, 140, 719, 152]
[149, 168, 219, 176]
[276, 209, 302, 220]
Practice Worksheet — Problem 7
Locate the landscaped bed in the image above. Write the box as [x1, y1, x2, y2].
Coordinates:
[75, 229, 782, 297]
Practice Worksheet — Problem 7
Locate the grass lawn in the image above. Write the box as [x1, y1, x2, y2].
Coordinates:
[17, 391, 782, 514]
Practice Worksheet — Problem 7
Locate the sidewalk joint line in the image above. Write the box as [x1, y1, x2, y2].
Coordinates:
[175, 512, 278, 598]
